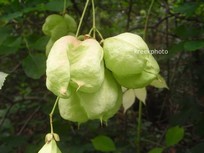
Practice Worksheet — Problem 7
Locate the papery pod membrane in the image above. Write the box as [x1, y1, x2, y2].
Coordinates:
[64, 14, 77, 33]
[42, 14, 65, 36]
[58, 87, 88, 123]
[68, 39, 104, 93]
[51, 23, 69, 40]
[103, 32, 149, 76]
[102, 85, 122, 122]
[46, 36, 80, 98]
[46, 38, 55, 56]
[79, 69, 121, 120]
[38, 139, 61, 153]
[114, 54, 160, 88]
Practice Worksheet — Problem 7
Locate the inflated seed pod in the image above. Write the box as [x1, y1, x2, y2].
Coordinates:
[46, 36, 80, 98]
[51, 23, 69, 40]
[79, 69, 121, 120]
[103, 32, 149, 76]
[42, 14, 77, 55]
[38, 139, 61, 153]
[58, 70, 122, 123]
[102, 84, 122, 122]
[64, 14, 77, 33]
[46, 38, 55, 56]
[113, 54, 160, 88]
[42, 14, 64, 36]
[58, 87, 88, 123]
[68, 39, 104, 93]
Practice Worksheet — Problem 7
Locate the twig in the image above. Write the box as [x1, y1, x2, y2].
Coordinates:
[76, 0, 90, 37]
[17, 106, 41, 135]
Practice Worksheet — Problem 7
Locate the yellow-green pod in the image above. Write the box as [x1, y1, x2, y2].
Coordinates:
[79, 69, 121, 120]
[46, 36, 80, 98]
[103, 32, 149, 76]
[64, 14, 77, 33]
[113, 54, 160, 88]
[42, 14, 64, 36]
[58, 87, 88, 123]
[68, 39, 104, 93]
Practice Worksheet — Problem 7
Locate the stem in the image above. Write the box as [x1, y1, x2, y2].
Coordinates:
[91, 0, 96, 38]
[76, 0, 90, 37]
[63, 0, 67, 14]
[96, 29, 104, 41]
[49, 97, 59, 134]
[143, 0, 155, 40]
[136, 100, 143, 153]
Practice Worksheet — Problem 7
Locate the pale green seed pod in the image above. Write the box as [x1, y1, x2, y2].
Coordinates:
[42, 14, 64, 36]
[43, 14, 77, 55]
[46, 36, 80, 98]
[38, 139, 61, 153]
[102, 83, 122, 122]
[68, 39, 104, 93]
[51, 23, 69, 40]
[46, 38, 55, 56]
[64, 14, 77, 33]
[58, 70, 122, 123]
[79, 69, 121, 120]
[113, 54, 160, 88]
[103, 32, 149, 76]
[58, 87, 88, 123]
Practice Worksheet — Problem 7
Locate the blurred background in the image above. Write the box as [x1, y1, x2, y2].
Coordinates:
[0, 0, 204, 153]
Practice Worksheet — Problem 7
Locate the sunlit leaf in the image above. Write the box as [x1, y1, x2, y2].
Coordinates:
[150, 75, 168, 89]
[134, 87, 146, 104]
[165, 126, 184, 147]
[91, 135, 116, 152]
[122, 89, 135, 113]
[0, 72, 8, 90]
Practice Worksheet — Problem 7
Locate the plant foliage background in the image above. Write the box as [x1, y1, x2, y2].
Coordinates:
[0, 0, 204, 153]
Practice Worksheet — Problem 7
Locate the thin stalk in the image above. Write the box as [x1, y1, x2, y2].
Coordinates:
[63, 0, 67, 14]
[49, 97, 59, 134]
[76, 0, 90, 37]
[143, 0, 155, 40]
[96, 29, 104, 41]
[91, 0, 96, 38]
[136, 100, 143, 153]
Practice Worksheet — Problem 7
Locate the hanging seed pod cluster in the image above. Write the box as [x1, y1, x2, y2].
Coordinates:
[46, 32, 160, 124]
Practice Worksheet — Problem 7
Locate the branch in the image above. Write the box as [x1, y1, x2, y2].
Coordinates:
[17, 106, 41, 135]
[126, 0, 133, 31]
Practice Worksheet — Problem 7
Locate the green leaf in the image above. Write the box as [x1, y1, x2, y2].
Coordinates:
[174, 25, 203, 39]
[22, 53, 46, 79]
[165, 126, 184, 147]
[168, 41, 184, 55]
[173, 2, 199, 16]
[0, 37, 22, 55]
[91, 135, 116, 152]
[122, 89, 135, 113]
[31, 36, 49, 51]
[190, 142, 204, 153]
[134, 87, 146, 104]
[184, 40, 204, 52]
[150, 75, 168, 89]
[0, 72, 8, 90]
[148, 147, 164, 153]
